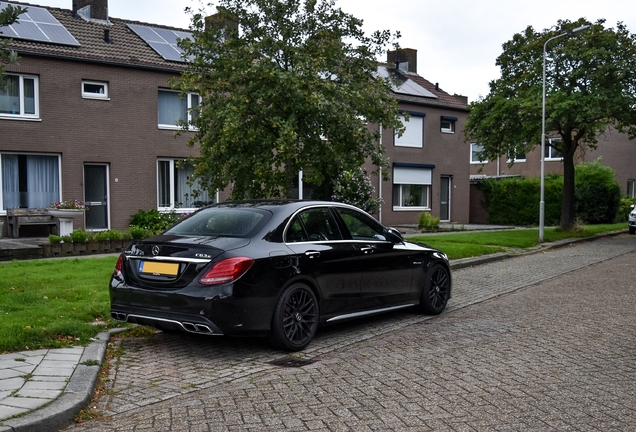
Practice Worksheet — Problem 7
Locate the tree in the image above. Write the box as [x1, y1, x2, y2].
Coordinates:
[0, 3, 27, 85]
[174, 0, 403, 200]
[464, 19, 636, 231]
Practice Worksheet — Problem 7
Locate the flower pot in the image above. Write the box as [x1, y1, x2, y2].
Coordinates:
[48, 209, 85, 218]
[48, 209, 84, 236]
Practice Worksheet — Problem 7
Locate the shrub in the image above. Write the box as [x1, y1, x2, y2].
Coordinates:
[574, 159, 621, 224]
[479, 176, 562, 226]
[418, 211, 440, 231]
[93, 229, 124, 241]
[618, 196, 636, 221]
[331, 168, 382, 214]
[129, 225, 149, 239]
[130, 209, 180, 234]
[94, 231, 111, 241]
[69, 229, 89, 243]
[48, 234, 62, 244]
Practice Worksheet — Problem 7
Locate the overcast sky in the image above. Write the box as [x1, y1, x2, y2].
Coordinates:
[23, 0, 636, 103]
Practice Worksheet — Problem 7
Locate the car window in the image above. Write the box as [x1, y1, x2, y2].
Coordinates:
[165, 208, 268, 237]
[285, 207, 343, 242]
[335, 207, 386, 241]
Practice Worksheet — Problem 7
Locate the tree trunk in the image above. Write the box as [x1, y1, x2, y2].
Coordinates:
[560, 154, 576, 231]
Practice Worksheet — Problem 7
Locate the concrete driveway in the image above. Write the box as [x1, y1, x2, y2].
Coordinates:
[63, 235, 636, 431]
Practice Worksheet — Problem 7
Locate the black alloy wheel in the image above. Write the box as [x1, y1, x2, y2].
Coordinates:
[416, 263, 450, 315]
[268, 283, 319, 351]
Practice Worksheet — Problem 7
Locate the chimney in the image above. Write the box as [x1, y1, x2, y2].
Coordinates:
[205, 11, 238, 40]
[73, 0, 108, 21]
[387, 48, 417, 74]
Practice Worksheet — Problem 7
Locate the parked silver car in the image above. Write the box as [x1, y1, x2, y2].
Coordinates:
[629, 204, 635, 235]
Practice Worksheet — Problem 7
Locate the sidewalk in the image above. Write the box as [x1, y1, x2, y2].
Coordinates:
[0, 228, 628, 432]
[0, 334, 110, 432]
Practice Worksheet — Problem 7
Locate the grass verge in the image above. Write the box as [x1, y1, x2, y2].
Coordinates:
[0, 256, 119, 353]
[409, 223, 627, 259]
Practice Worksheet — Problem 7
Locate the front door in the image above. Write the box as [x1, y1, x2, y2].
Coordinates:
[440, 176, 451, 222]
[84, 164, 109, 230]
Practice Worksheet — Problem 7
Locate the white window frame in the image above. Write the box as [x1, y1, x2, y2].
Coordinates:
[1, 152, 62, 213]
[507, 148, 526, 163]
[470, 143, 487, 164]
[157, 158, 215, 212]
[392, 165, 432, 211]
[395, 113, 424, 148]
[158, 89, 200, 130]
[546, 138, 563, 160]
[627, 179, 635, 198]
[0, 73, 39, 120]
[81, 80, 109, 100]
[440, 116, 456, 134]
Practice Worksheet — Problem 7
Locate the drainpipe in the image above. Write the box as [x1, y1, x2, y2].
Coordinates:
[378, 124, 383, 223]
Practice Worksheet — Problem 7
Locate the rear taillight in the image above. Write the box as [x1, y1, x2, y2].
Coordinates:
[199, 257, 254, 285]
[113, 254, 123, 278]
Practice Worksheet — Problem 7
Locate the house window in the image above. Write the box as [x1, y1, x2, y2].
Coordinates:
[470, 143, 487, 163]
[440, 116, 457, 133]
[395, 113, 424, 148]
[0, 74, 39, 119]
[1, 153, 60, 211]
[546, 138, 563, 160]
[82, 80, 109, 100]
[392, 164, 432, 210]
[158, 89, 200, 129]
[628, 179, 635, 198]
[157, 159, 215, 211]
[508, 147, 526, 162]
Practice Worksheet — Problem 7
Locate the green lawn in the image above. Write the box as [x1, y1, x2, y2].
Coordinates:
[0, 222, 628, 352]
[409, 223, 627, 259]
[0, 256, 118, 353]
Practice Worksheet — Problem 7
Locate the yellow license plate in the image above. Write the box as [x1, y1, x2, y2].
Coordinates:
[139, 261, 179, 276]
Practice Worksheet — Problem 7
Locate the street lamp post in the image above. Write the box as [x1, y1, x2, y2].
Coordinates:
[539, 24, 590, 242]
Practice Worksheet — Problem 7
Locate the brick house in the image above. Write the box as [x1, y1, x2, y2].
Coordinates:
[469, 132, 636, 223]
[1, 0, 215, 237]
[1, 2, 471, 237]
[371, 49, 470, 226]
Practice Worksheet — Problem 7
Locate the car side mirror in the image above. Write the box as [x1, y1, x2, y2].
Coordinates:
[631, 204, 635, 210]
[385, 227, 404, 243]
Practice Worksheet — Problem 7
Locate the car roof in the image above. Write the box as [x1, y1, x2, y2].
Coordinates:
[211, 199, 355, 213]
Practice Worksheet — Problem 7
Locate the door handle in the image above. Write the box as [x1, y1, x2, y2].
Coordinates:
[305, 251, 321, 259]
[360, 247, 373, 254]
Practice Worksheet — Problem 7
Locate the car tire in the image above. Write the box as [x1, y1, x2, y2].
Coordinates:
[415, 263, 451, 315]
[630, 226, 635, 235]
[268, 283, 319, 351]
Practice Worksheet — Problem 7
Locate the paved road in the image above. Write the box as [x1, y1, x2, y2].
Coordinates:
[64, 235, 636, 431]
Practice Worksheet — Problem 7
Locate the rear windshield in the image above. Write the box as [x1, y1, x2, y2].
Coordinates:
[164, 208, 270, 238]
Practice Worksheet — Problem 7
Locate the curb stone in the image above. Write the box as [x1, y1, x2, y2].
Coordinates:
[0, 331, 112, 432]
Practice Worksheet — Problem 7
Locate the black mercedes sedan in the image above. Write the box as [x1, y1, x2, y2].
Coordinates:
[110, 200, 451, 351]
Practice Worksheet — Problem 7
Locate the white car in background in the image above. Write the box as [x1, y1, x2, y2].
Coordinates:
[629, 204, 636, 235]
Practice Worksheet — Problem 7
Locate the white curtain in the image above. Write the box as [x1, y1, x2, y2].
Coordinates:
[26, 155, 59, 208]
[158, 91, 186, 126]
[2, 155, 19, 209]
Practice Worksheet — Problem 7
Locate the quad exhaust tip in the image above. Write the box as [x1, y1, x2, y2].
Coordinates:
[111, 312, 217, 335]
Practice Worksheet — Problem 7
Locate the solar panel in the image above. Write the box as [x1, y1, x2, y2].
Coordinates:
[127, 23, 192, 62]
[377, 66, 438, 99]
[0, 2, 80, 46]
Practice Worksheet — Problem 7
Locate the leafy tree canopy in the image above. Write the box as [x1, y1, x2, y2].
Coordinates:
[174, 0, 403, 200]
[0, 3, 27, 85]
[465, 18, 636, 230]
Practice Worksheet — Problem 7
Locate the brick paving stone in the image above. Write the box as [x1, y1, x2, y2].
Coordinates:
[63, 235, 636, 431]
